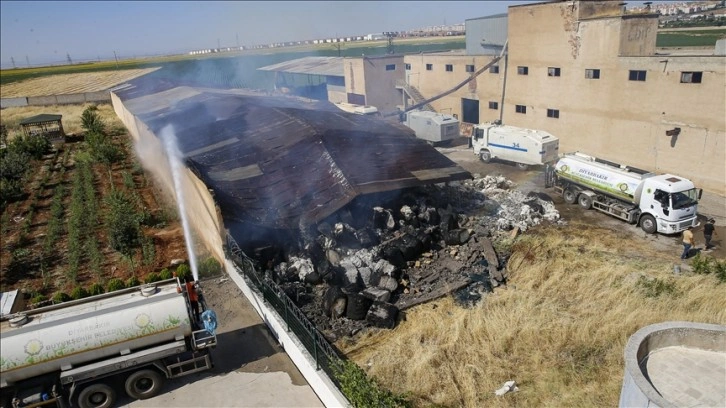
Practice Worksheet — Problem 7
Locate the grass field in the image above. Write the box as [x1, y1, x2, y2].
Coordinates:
[0, 68, 159, 98]
[338, 223, 726, 407]
[656, 28, 726, 47]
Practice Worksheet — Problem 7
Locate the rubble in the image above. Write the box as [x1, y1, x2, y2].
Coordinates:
[251, 174, 560, 340]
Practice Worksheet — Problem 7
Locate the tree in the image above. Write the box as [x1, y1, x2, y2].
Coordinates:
[81, 105, 105, 135]
[104, 190, 141, 256]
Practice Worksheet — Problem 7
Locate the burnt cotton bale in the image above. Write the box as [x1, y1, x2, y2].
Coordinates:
[366, 301, 399, 329]
[346, 292, 374, 320]
[323, 286, 348, 317]
[382, 246, 406, 269]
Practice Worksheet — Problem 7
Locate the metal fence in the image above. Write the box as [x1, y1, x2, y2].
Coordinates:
[224, 233, 343, 381]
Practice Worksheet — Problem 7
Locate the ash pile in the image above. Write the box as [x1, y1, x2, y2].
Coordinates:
[253, 175, 560, 341]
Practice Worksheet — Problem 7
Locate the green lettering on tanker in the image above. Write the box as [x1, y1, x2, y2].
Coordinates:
[558, 172, 634, 202]
[1, 313, 188, 372]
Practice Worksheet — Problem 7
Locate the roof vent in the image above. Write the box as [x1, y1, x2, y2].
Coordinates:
[9, 314, 29, 327]
[140, 285, 157, 297]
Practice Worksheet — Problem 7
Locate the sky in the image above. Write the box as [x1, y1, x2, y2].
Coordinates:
[0, 1, 540, 68]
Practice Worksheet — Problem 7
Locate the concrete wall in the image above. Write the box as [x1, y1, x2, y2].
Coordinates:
[110, 92, 224, 265]
[0, 97, 28, 108]
[2, 91, 111, 108]
[361, 55, 405, 114]
[465, 15, 508, 55]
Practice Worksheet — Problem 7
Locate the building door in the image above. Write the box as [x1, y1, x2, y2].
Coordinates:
[347, 93, 366, 105]
[461, 98, 479, 124]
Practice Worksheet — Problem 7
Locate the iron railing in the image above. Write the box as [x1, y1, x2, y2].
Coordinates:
[224, 233, 343, 380]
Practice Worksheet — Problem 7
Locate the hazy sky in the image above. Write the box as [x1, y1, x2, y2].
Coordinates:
[0, 1, 540, 67]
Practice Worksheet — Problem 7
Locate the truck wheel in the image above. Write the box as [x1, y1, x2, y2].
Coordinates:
[563, 188, 578, 204]
[516, 163, 529, 170]
[125, 369, 165, 400]
[578, 194, 592, 210]
[480, 150, 491, 163]
[78, 383, 116, 408]
[640, 214, 657, 234]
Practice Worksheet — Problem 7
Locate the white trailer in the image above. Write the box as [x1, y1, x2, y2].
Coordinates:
[472, 122, 560, 169]
[0, 279, 216, 408]
[548, 152, 701, 234]
[403, 110, 460, 145]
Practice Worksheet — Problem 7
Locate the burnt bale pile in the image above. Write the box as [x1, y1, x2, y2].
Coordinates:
[255, 175, 559, 340]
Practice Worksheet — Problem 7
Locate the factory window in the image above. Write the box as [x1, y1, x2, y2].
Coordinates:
[517, 66, 528, 75]
[426, 64, 433, 71]
[585, 69, 601, 79]
[490, 65, 500, 74]
[446, 64, 454, 72]
[680, 71, 702, 83]
[547, 67, 561, 77]
[628, 70, 647, 81]
[488, 101, 498, 110]
[405, 63, 411, 70]
[547, 109, 560, 118]
[515, 105, 527, 114]
[466, 65, 475, 73]
[461, 98, 480, 124]
[385, 64, 396, 71]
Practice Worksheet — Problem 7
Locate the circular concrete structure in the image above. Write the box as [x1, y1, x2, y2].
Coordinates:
[620, 321, 726, 408]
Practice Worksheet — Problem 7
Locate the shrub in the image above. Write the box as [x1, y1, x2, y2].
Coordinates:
[106, 278, 126, 292]
[636, 276, 678, 298]
[332, 359, 411, 408]
[88, 283, 105, 296]
[104, 190, 141, 256]
[52, 292, 71, 304]
[30, 294, 47, 305]
[126, 276, 141, 288]
[141, 235, 156, 266]
[70, 286, 89, 300]
[81, 105, 105, 134]
[176, 264, 191, 281]
[9, 133, 51, 160]
[159, 268, 173, 280]
[144, 272, 161, 284]
[199, 257, 222, 278]
[691, 253, 713, 275]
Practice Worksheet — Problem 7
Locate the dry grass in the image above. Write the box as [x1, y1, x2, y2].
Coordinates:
[339, 221, 726, 407]
[1, 103, 124, 137]
[0, 68, 158, 97]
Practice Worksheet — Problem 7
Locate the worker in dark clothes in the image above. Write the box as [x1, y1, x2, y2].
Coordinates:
[704, 218, 717, 250]
[185, 276, 200, 322]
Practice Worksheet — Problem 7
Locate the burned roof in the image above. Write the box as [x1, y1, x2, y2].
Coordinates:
[113, 81, 471, 229]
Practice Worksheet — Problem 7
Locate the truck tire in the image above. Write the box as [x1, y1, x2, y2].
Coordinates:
[640, 214, 657, 234]
[516, 163, 529, 170]
[78, 383, 117, 408]
[125, 369, 165, 400]
[480, 150, 491, 163]
[578, 194, 592, 210]
[563, 188, 578, 204]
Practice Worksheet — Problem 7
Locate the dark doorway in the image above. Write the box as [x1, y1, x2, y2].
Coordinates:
[347, 93, 366, 105]
[461, 98, 479, 124]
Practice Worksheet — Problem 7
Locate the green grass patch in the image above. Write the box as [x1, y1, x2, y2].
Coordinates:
[656, 31, 726, 47]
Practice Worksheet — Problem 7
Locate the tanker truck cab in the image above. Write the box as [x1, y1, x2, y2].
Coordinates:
[472, 121, 560, 169]
[640, 175, 701, 234]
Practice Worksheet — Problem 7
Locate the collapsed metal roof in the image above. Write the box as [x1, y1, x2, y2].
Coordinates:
[113, 80, 471, 229]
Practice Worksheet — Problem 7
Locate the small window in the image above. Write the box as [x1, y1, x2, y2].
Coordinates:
[466, 65, 475, 73]
[680, 71, 702, 83]
[446, 64, 453, 72]
[547, 67, 561, 77]
[547, 109, 560, 118]
[385, 64, 396, 71]
[517, 66, 528, 75]
[490, 65, 500, 74]
[405, 63, 411, 70]
[515, 105, 527, 114]
[585, 69, 600, 79]
[629, 70, 646, 81]
[426, 64, 433, 71]
[488, 101, 498, 110]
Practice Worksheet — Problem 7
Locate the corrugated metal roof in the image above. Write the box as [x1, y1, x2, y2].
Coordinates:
[19, 114, 62, 125]
[114, 80, 471, 230]
[257, 56, 344, 77]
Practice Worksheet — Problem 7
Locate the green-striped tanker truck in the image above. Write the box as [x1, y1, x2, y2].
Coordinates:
[547, 152, 701, 234]
[1, 278, 216, 408]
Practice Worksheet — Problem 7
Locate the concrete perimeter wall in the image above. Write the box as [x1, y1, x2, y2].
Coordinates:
[1, 91, 111, 109]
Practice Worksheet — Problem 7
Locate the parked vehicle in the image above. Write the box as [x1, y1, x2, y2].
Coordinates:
[0, 278, 216, 408]
[334, 102, 381, 117]
[472, 121, 559, 169]
[547, 151, 701, 234]
[403, 110, 460, 145]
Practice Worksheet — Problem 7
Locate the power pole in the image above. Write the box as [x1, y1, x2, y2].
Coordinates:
[25, 55, 30, 67]
[11, 57, 16, 69]
[113, 51, 119, 69]
[66, 53, 73, 65]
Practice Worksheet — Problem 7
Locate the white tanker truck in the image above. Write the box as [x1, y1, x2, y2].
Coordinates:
[547, 152, 701, 234]
[0, 278, 217, 408]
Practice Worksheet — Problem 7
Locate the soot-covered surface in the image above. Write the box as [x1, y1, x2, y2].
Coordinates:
[114, 80, 471, 229]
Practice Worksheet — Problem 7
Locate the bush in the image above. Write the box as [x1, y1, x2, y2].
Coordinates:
[636, 276, 678, 298]
[30, 294, 47, 305]
[104, 190, 141, 256]
[144, 272, 161, 284]
[52, 292, 71, 304]
[88, 283, 105, 296]
[9, 133, 51, 160]
[198, 257, 222, 278]
[126, 276, 141, 288]
[332, 359, 411, 408]
[106, 278, 126, 292]
[159, 268, 173, 280]
[81, 105, 105, 134]
[70, 286, 89, 300]
[176, 264, 191, 281]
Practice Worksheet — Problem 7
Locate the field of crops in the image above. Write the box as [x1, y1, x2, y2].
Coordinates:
[656, 28, 726, 47]
[0, 68, 159, 97]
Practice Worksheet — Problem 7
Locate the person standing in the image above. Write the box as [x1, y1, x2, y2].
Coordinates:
[185, 276, 200, 322]
[703, 218, 717, 250]
[681, 226, 695, 260]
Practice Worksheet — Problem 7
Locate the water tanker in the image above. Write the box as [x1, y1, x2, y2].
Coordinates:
[546, 152, 701, 234]
[0, 278, 216, 408]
